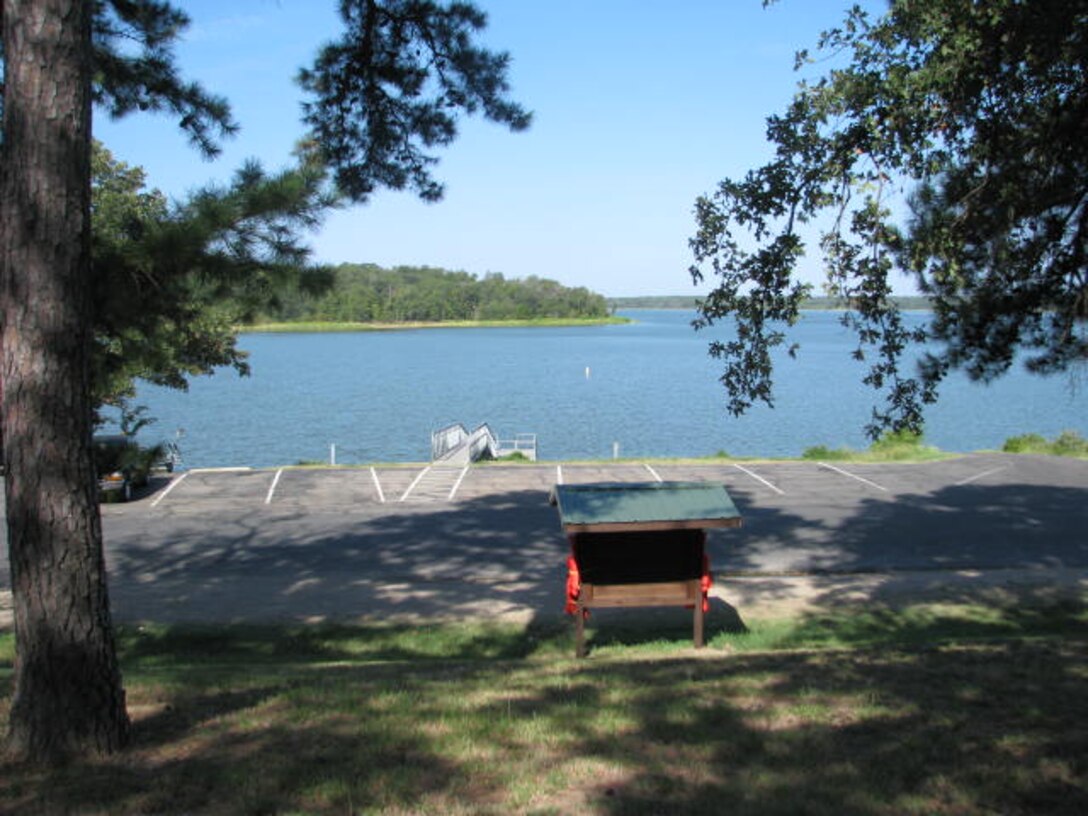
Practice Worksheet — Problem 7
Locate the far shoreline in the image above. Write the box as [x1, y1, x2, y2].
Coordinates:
[239, 316, 632, 333]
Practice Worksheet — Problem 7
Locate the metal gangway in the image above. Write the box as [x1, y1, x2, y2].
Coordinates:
[431, 423, 537, 464]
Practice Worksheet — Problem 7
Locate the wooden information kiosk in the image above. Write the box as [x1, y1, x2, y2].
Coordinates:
[551, 481, 743, 657]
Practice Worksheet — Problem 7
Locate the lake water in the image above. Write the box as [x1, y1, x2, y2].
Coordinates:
[125, 309, 1086, 469]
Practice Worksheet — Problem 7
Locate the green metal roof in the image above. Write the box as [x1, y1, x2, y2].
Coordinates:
[551, 481, 742, 533]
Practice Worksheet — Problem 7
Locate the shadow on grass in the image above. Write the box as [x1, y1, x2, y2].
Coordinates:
[566, 594, 1088, 657]
[773, 597, 1088, 649]
[2, 606, 1087, 815]
[3, 692, 468, 815]
[574, 596, 749, 656]
[116, 619, 571, 671]
[579, 641, 1088, 816]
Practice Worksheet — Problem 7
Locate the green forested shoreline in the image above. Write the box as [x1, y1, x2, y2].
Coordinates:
[241, 316, 628, 333]
[257, 263, 611, 324]
[254, 268, 934, 330]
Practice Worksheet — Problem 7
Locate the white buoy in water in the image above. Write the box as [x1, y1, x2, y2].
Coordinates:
[585, 366, 591, 379]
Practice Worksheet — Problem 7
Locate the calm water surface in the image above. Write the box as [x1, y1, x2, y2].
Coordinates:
[127, 310, 1086, 468]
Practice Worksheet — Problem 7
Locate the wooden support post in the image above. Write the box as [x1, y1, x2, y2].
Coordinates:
[575, 602, 586, 658]
[694, 596, 705, 649]
[573, 581, 707, 657]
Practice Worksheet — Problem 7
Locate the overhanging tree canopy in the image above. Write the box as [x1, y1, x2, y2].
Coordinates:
[689, 0, 1088, 437]
[1, 0, 529, 763]
[299, 0, 531, 203]
[90, 141, 335, 408]
[5, 0, 533, 409]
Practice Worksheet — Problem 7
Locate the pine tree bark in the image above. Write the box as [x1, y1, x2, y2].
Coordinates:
[1, 0, 130, 762]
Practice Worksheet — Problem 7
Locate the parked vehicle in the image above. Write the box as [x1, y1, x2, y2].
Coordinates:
[94, 435, 158, 503]
[154, 439, 182, 473]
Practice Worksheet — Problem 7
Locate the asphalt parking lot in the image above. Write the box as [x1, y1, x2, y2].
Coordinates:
[2, 453, 1087, 625]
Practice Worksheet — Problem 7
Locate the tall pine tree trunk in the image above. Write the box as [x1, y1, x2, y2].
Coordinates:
[1, 0, 129, 762]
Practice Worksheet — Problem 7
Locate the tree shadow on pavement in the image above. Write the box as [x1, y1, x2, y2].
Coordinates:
[796, 480, 1088, 613]
[96, 474, 1088, 650]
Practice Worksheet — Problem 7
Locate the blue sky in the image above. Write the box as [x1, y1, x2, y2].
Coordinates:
[94, 0, 895, 298]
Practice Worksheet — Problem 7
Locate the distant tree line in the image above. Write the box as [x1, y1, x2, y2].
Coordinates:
[263, 263, 610, 322]
[608, 295, 933, 311]
[608, 295, 703, 310]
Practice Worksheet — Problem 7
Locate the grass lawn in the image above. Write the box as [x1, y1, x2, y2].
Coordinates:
[1, 601, 1086, 815]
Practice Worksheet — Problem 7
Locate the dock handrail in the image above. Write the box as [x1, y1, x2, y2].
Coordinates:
[432, 423, 535, 463]
[467, 424, 498, 462]
[432, 423, 497, 464]
[432, 423, 469, 461]
[495, 433, 537, 459]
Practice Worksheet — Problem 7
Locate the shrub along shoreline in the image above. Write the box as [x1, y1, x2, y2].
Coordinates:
[280, 428, 1087, 469]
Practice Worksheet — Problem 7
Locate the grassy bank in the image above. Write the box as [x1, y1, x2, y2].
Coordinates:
[273, 428, 1087, 469]
[1003, 430, 1088, 458]
[2, 600, 1086, 815]
[794, 429, 1086, 463]
[800, 429, 951, 463]
[240, 316, 631, 333]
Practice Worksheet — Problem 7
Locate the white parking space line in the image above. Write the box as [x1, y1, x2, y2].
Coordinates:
[955, 466, 1010, 486]
[448, 465, 470, 501]
[644, 464, 663, 482]
[150, 471, 189, 507]
[265, 469, 284, 505]
[818, 461, 888, 491]
[399, 466, 430, 502]
[370, 467, 386, 503]
[733, 463, 785, 495]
